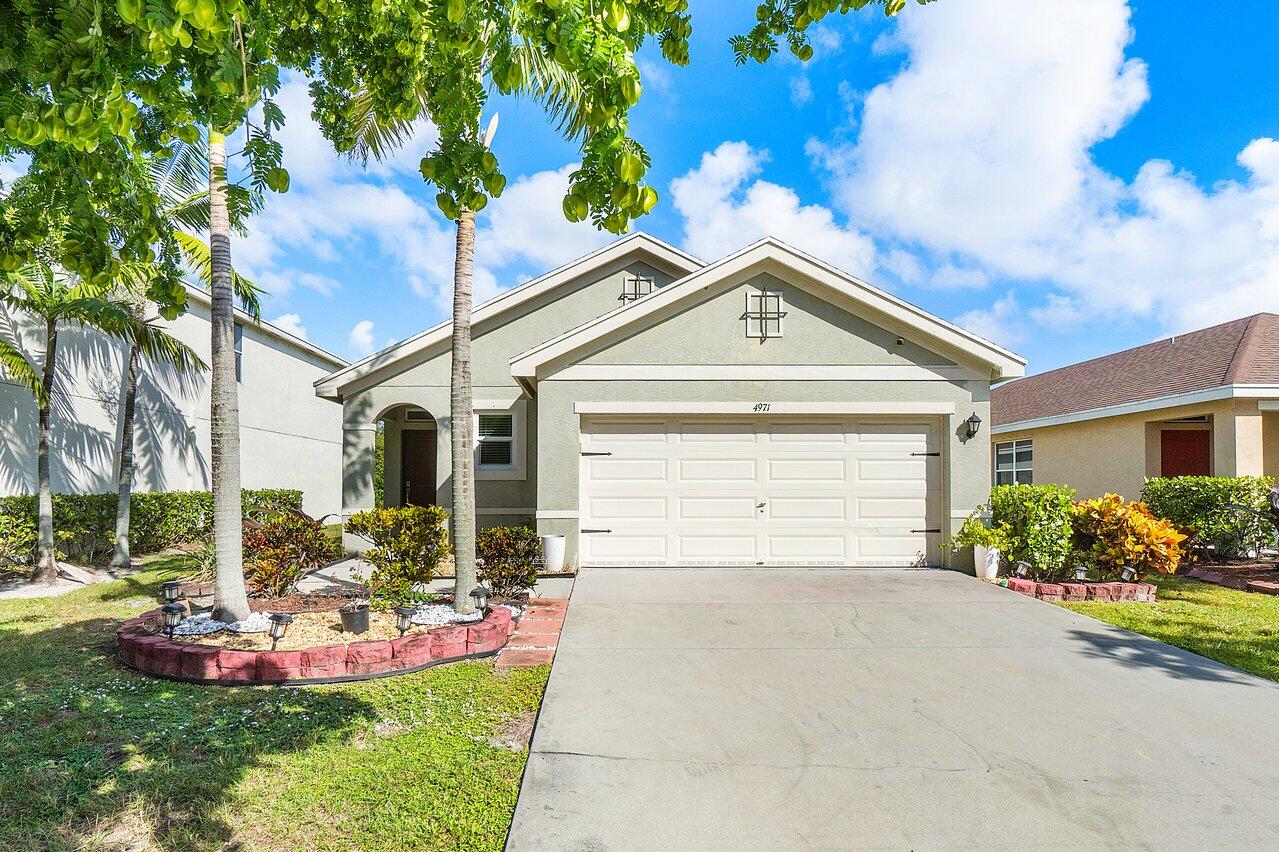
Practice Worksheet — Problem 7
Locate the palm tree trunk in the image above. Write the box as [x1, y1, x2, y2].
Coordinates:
[110, 339, 141, 570]
[451, 209, 477, 614]
[208, 130, 250, 622]
[34, 318, 59, 584]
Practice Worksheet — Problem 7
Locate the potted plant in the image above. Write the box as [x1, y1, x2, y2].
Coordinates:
[340, 600, 370, 634]
[945, 514, 1015, 581]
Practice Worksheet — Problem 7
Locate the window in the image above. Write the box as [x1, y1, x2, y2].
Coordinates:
[994, 439, 1033, 485]
[619, 275, 654, 303]
[477, 413, 514, 469]
[744, 290, 786, 339]
[404, 409, 432, 422]
[233, 323, 244, 382]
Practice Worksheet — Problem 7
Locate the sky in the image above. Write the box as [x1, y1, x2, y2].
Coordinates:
[89, 1, 1279, 372]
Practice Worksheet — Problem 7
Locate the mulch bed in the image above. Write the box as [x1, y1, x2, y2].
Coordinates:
[1186, 557, 1279, 594]
[249, 592, 364, 614]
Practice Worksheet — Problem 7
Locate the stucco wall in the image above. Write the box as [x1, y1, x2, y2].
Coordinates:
[1, 297, 344, 517]
[992, 397, 1276, 500]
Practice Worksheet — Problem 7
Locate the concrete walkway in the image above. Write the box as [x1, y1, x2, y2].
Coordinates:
[508, 568, 1279, 850]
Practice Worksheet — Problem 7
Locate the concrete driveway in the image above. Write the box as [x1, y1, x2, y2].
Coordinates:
[508, 568, 1279, 850]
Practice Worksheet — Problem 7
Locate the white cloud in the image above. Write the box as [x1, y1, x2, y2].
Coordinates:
[348, 320, 376, 356]
[638, 58, 676, 100]
[269, 313, 308, 340]
[478, 164, 613, 274]
[813, 0, 1279, 334]
[808, 25, 844, 55]
[789, 76, 814, 108]
[954, 292, 1025, 349]
[670, 141, 876, 275]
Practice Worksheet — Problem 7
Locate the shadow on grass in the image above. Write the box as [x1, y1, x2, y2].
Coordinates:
[0, 612, 378, 850]
[1065, 626, 1261, 685]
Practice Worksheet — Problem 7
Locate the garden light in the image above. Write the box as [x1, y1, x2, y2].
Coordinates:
[1120, 565, 1136, 582]
[469, 586, 490, 612]
[1015, 561, 1031, 578]
[394, 606, 416, 636]
[162, 602, 185, 639]
[963, 412, 982, 440]
[1075, 565, 1088, 582]
[268, 612, 292, 649]
[161, 580, 182, 603]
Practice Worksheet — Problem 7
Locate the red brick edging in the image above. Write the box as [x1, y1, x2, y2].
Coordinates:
[496, 597, 568, 670]
[117, 605, 518, 686]
[1004, 578, 1157, 603]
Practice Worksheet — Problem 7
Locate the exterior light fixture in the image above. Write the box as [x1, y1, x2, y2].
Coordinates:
[268, 612, 292, 649]
[469, 586, 490, 613]
[964, 412, 982, 440]
[162, 602, 185, 639]
[1074, 565, 1088, 582]
[161, 580, 182, 603]
[394, 606, 416, 637]
[1015, 561, 1031, 578]
[1120, 565, 1136, 582]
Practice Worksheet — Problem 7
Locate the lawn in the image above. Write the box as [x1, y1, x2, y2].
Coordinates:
[0, 555, 548, 851]
[1061, 573, 1279, 682]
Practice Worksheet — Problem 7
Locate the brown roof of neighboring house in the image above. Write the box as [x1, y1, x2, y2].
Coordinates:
[992, 313, 1279, 427]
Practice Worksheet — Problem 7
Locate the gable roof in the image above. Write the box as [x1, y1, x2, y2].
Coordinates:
[314, 232, 703, 400]
[509, 237, 1026, 382]
[992, 313, 1279, 428]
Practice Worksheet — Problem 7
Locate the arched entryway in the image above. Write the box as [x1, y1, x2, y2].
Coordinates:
[379, 404, 439, 507]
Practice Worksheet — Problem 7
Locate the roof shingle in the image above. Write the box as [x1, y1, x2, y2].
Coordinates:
[992, 313, 1279, 427]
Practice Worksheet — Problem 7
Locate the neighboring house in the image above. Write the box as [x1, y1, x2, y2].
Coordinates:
[317, 233, 1024, 568]
[991, 313, 1279, 498]
[0, 285, 347, 518]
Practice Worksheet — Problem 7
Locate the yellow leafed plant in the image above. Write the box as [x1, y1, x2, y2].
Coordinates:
[1073, 493, 1188, 580]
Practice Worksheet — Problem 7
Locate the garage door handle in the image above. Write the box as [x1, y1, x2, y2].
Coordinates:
[581, 528, 612, 534]
[911, 452, 940, 457]
[581, 451, 612, 456]
[911, 528, 941, 534]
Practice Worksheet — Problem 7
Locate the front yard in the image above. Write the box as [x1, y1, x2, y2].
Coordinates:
[0, 555, 548, 851]
[1062, 572, 1279, 682]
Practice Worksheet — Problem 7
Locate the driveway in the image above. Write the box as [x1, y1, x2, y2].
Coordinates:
[508, 568, 1279, 850]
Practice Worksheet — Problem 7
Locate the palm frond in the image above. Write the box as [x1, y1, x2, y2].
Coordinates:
[344, 88, 426, 165]
[59, 298, 206, 373]
[509, 42, 591, 140]
[0, 337, 42, 403]
[149, 138, 208, 204]
[166, 190, 211, 234]
[174, 231, 263, 321]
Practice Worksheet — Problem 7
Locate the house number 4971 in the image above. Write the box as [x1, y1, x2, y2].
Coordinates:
[753, 402, 771, 412]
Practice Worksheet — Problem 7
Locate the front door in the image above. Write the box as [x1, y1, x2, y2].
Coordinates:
[402, 429, 437, 506]
[1161, 429, 1211, 477]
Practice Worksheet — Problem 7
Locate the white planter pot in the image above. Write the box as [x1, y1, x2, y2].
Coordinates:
[973, 545, 1000, 581]
[540, 534, 566, 573]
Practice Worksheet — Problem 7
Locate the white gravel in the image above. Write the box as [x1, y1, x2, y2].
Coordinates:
[171, 613, 227, 636]
[225, 611, 272, 634]
[409, 603, 484, 627]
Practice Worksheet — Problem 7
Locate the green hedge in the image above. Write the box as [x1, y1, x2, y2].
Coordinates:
[989, 483, 1077, 581]
[0, 489, 304, 564]
[1140, 476, 1275, 557]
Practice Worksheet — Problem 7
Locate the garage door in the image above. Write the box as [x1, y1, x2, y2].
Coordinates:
[578, 416, 942, 567]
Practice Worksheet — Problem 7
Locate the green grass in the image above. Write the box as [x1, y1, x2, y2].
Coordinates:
[1061, 574, 1279, 682]
[0, 555, 548, 851]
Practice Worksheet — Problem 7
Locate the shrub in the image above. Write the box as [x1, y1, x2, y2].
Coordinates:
[0, 512, 37, 569]
[346, 505, 450, 609]
[244, 512, 344, 597]
[476, 525, 541, 597]
[943, 514, 1016, 553]
[1140, 476, 1275, 558]
[1073, 494, 1188, 579]
[988, 484, 1077, 581]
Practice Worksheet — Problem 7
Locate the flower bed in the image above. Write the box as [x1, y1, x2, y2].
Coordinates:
[1003, 577, 1157, 603]
[117, 605, 518, 686]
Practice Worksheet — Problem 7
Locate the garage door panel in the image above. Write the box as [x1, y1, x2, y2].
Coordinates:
[580, 415, 941, 567]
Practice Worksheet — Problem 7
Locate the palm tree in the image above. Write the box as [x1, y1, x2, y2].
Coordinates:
[346, 49, 588, 613]
[108, 143, 259, 571]
[0, 264, 203, 583]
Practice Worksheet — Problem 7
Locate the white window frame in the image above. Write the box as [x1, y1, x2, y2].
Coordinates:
[744, 290, 786, 340]
[994, 439, 1033, 485]
[233, 323, 244, 382]
[473, 398, 527, 480]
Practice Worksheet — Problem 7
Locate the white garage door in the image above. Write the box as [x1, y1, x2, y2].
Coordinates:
[578, 416, 942, 567]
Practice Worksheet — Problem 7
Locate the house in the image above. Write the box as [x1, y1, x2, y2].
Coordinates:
[991, 313, 1279, 498]
[316, 233, 1025, 568]
[0, 285, 347, 518]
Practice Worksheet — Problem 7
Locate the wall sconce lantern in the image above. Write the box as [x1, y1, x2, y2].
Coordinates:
[964, 412, 983, 440]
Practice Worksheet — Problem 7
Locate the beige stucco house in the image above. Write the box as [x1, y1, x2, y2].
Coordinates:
[991, 313, 1279, 499]
[316, 234, 1025, 569]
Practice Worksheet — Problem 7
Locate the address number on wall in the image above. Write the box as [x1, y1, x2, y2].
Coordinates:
[753, 403, 771, 412]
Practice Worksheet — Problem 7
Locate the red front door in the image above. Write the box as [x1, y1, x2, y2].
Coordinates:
[1161, 429, 1211, 477]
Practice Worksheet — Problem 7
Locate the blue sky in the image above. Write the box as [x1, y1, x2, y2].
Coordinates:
[223, 0, 1279, 373]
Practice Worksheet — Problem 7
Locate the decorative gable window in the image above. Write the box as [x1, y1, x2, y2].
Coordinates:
[619, 275, 655, 303]
[477, 413, 515, 469]
[744, 290, 786, 340]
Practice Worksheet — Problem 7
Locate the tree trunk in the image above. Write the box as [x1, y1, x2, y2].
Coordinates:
[451, 209, 477, 614]
[110, 339, 141, 570]
[208, 130, 250, 622]
[33, 318, 59, 584]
